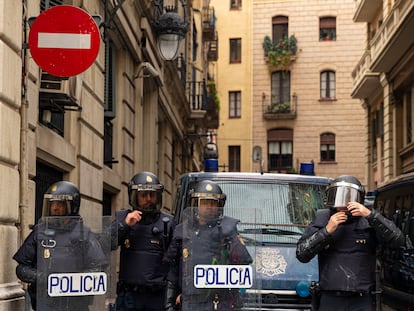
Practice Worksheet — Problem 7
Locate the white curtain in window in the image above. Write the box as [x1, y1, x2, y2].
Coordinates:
[281, 141, 292, 154]
[269, 141, 280, 154]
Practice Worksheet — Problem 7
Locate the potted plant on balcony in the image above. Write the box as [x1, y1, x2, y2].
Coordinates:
[269, 102, 290, 113]
[207, 80, 220, 113]
[263, 35, 297, 71]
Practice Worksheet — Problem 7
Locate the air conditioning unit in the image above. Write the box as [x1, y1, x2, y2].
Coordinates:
[39, 71, 82, 110]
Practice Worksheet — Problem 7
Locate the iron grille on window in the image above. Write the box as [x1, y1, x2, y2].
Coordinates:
[41, 0, 63, 11]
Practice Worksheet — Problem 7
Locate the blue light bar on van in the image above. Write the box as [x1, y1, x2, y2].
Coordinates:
[295, 281, 311, 297]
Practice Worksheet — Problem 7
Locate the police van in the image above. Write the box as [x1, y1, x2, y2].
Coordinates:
[172, 172, 332, 310]
[372, 172, 414, 310]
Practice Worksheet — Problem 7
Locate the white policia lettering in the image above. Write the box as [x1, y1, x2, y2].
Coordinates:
[194, 265, 253, 288]
[48, 272, 107, 297]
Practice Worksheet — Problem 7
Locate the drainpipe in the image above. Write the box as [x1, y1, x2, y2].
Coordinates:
[19, 0, 29, 241]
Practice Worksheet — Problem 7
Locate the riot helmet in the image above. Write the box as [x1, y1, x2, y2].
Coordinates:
[190, 180, 226, 223]
[128, 171, 164, 213]
[325, 175, 365, 211]
[42, 181, 81, 217]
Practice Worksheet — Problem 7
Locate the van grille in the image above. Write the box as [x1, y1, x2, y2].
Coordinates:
[242, 292, 312, 310]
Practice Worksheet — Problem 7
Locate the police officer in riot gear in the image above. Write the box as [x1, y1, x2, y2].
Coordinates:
[13, 181, 107, 311]
[164, 180, 253, 311]
[112, 171, 174, 311]
[296, 175, 404, 311]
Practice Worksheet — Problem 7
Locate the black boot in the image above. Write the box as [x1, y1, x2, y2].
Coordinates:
[165, 281, 178, 311]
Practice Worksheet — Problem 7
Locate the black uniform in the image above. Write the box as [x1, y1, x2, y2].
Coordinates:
[296, 208, 404, 311]
[165, 215, 253, 311]
[13, 217, 107, 311]
[112, 209, 174, 311]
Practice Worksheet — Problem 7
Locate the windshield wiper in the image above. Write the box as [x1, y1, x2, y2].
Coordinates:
[240, 228, 303, 236]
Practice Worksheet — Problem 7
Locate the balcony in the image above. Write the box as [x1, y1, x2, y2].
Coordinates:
[206, 80, 219, 129]
[186, 79, 219, 129]
[353, 0, 382, 22]
[263, 94, 297, 120]
[187, 79, 207, 120]
[370, 0, 414, 72]
[207, 35, 218, 61]
[202, 6, 216, 42]
[263, 35, 297, 72]
[351, 50, 381, 100]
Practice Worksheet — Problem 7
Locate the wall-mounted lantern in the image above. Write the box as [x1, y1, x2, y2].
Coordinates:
[153, 0, 189, 61]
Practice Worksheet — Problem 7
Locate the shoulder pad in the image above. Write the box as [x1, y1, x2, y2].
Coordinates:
[115, 209, 130, 221]
[313, 209, 331, 227]
[220, 216, 239, 236]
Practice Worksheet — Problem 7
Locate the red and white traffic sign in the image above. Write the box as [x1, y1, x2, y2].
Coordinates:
[28, 5, 100, 77]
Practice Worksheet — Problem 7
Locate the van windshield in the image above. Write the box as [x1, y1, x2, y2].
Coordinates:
[217, 181, 326, 244]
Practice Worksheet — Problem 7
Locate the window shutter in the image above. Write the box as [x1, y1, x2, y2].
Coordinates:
[272, 16, 288, 25]
[268, 129, 293, 141]
[320, 17, 336, 28]
[320, 133, 335, 144]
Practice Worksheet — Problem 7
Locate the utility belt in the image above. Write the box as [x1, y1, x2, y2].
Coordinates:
[184, 289, 242, 309]
[322, 290, 369, 297]
[117, 281, 164, 294]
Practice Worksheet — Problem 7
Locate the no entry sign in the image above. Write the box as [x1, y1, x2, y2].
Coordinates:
[28, 5, 100, 77]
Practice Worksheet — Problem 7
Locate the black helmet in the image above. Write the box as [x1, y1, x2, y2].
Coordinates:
[42, 181, 81, 216]
[190, 180, 226, 222]
[128, 171, 164, 213]
[325, 175, 365, 211]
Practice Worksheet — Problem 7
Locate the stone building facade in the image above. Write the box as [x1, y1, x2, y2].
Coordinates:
[351, 0, 414, 188]
[213, 0, 367, 186]
[0, 0, 217, 308]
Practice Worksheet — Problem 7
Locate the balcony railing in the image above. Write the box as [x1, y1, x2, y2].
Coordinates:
[187, 79, 207, 111]
[370, 0, 414, 71]
[351, 50, 380, 99]
[207, 37, 218, 61]
[202, 6, 216, 41]
[263, 93, 297, 120]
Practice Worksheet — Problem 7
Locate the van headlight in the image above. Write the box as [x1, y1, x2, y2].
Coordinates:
[296, 281, 311, 297]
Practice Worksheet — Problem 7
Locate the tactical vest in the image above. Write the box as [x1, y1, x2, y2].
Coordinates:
[36, 219, 97, 273]
[179, 216, 240, 299]
[116, 210, 173, 286]
[315, 210, 377, 292]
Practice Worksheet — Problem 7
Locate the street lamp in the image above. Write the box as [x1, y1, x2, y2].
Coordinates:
[153, 0, 188, 61]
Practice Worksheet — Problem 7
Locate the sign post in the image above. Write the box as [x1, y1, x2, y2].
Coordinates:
[28, 5, 100, 77]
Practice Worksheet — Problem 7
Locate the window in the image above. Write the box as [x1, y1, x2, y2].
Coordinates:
[320, 133, 335, 161]
[105, 42, 116, 119]
[372, 104, 384, 162]
[320, 17, 336, 41]
[34, 162, 63, 223]
[103, 191, 113, 216]
[406, 90, 412, 144]
[104, 119, 114, 168]
[268, 129, 293, 172]
[320, 70, 336, 99]
[41, 0, 63, 11]
[229, 91, 241, 118]
[230, 0, 242, 9]
[271, 71, 290, 108]
[272, 16, 288, 43]
[230, 38, 241, 63]
[228, 146, 241, 172]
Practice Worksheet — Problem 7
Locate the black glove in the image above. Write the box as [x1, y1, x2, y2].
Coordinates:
[165, 281, 178, 311]
[16, 264, 37, 284]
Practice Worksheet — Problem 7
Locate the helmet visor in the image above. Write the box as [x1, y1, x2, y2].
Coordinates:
[130, 188, 162, 212]
[42, 194, 73, 217]
[326, 182, 362, 210]
[193, 197, 224, 222]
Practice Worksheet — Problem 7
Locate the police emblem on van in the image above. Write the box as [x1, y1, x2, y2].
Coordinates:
[256, 248, 287, 276]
